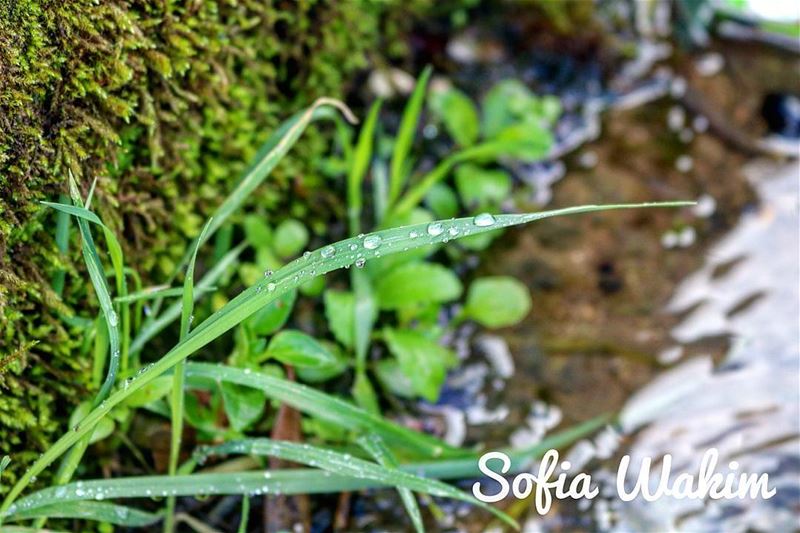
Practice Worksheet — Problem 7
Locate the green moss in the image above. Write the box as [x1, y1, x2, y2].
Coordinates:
[0, 0, 433, 491]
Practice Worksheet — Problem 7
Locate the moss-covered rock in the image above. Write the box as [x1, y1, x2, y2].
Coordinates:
[0, 0, 430, 490]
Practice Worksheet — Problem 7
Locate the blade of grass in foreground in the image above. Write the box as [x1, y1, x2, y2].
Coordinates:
[47, 178, 126, 500]
[194, 439, 516, 528]
[4, 415, 608, 524]
[165, 220, 211, 533]
[0, 201, 691, 520]
[186, 362, 458, 458]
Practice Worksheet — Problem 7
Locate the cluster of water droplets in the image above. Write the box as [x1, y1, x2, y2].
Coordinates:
[245, 213, 501, 302]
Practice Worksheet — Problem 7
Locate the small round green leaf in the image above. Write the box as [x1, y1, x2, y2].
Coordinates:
[454, 164, 511, 210]
[464, 276, 532, 328]
[220, 382, 267, 431]
[266, 330, 338, 368]
[323, 290, 355, 350]
[382, 328, 457, 402]
[273, 218, 309, 258]
[375, 262, 462, 310]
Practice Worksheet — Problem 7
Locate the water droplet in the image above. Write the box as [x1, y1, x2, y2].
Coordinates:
[363, 235, 382, 250]
[320, 245, 336, 259]
[427, 222, 444, 236]
[264, 270, 273, 278]
[473, 213, 496, 227]
[107, 310, 118, 327]
[349, 243, 358, 251]
[189, 314, 194, 324]
[302, 251, 311, 260]
[267, 283, 276, 292]
[409, 230, 419, 239]
[355, 258, 366, 268]
[448, 227, 459, 237]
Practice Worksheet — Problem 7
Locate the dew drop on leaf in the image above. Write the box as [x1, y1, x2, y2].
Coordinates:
[473, 213, 496, 227]
[427, 222, 444, 236]
[363, 235, 382, 250]
[320, 245, 336, 259]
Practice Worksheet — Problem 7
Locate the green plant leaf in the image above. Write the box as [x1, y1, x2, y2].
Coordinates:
[425, 182, 459, 219]
[294, 342, 349, 383]
[184, 388, 220, 433]
[383, 328, 457, 402]
[375, 262, 462, 310]
[265, 330, 337, 368]
[389, 66, 432, 206]
[273, 219, 309, 258]
[247, 289, 296, 336]
[482, 79, 539, 138]
[352, 370, 380, 415]
[430, 87, 479, 147]
[454, 164, 512, 210]
[243, 215, 273, 250]
[492, 122, 552, 161]
[1, 202, 692, 517]
[323, 290, 355, 350]
[464, 276, 532, 328]
[220, 382, 267, 431]
[375, 358, 417, 399]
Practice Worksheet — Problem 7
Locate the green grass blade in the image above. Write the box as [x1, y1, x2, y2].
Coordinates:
[114, 285, 216, 304]
[51, 195, 71, 297]
[388, 66, 432, 207]
[165, 220, 211, 533]
[48, 180, 124, 494]
[129, 243, 245, 354]
[348, 100, 382, 235]
[0, 201, 691, 519]
[192, 439, 516, 529]
[358, 434, 423, 533]
[391, 139, 527, 218]
[237, 496, 249, 533]
[9, 502, 160, 527]
[186, 362, 455, 458]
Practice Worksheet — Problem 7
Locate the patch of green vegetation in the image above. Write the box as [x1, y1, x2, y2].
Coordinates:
[0, 0, 434, 493]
